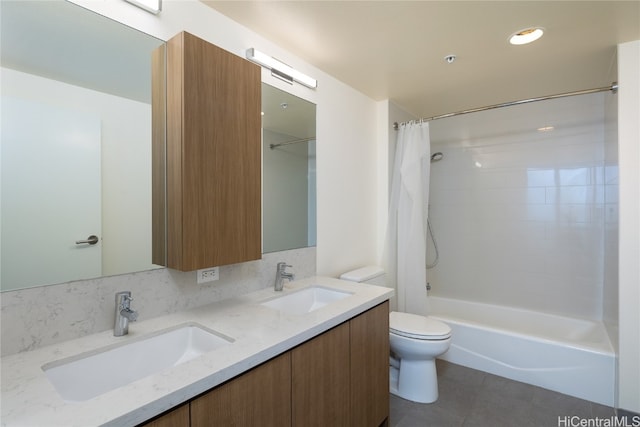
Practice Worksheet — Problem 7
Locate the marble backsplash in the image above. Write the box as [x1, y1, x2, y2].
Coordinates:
[0, 247, 316, 357]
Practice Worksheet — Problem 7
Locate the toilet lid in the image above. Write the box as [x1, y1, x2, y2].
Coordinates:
[389, 311, 451, 340]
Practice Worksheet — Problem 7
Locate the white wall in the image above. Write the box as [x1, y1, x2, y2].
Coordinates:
[376, 101, 391, 264]
[427, 93, 608, 320]
[315, 78, 379, 276]
[617, 39, 640, 414]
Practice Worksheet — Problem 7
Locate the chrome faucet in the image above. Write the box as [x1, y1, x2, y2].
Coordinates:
[114, 291, 138, 336]
[274, 262, 295, 291]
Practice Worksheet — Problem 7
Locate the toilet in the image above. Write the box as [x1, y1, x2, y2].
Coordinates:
[340, 266, 452, 403]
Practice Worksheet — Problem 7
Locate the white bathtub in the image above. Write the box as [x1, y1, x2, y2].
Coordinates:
[428, 296, 615, 406]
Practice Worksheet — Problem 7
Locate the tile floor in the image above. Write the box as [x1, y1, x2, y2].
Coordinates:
[389, 360, 616, 427]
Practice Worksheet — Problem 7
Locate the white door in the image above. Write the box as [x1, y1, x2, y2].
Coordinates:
[1, 97, 102, 290]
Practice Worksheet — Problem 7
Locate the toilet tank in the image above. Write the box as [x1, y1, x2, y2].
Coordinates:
[340, 266, 386, 287]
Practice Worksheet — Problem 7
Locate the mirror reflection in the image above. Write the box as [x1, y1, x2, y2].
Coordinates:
[0, 0, 165, 291]
[261, 84, 316, 253]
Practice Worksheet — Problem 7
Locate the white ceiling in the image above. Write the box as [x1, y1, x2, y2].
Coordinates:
[203, 1, 640, 119]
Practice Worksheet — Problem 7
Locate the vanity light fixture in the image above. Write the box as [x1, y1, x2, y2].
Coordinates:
[509, 27, 544, 45]
[124, 0, 161, 14]
[246, 48, 317, 89]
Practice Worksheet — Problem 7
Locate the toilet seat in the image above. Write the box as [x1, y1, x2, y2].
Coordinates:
[390, 311, 451, 340]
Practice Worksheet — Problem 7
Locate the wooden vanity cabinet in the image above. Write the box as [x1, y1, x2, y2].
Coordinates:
[159, 31, 262, 271]
[292, 322, 350, 426]
[139, 302, 390, 427]
[191, 353, 291, 426]
[291, 302, 389, 426]
[141, 403, 189, 427]
[350, 301, 390, 427]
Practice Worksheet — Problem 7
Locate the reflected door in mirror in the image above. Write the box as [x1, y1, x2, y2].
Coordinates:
[1, 95, 102, 290]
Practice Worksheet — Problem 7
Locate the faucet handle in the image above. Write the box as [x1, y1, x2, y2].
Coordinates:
[277, 262, 292, 270]
[116, 291, 134, 308]
[122, 308, 138, 322]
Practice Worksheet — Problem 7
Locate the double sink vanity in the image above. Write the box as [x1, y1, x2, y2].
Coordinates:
[1, 277, 393, 426]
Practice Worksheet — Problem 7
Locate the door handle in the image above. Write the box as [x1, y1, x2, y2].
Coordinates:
[75, 235, 99, 245]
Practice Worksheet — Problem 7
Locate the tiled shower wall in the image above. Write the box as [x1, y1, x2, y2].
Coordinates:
[427, 92, 612, 320]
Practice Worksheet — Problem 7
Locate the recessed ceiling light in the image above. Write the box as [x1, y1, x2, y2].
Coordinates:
[509, 27, 544, 45]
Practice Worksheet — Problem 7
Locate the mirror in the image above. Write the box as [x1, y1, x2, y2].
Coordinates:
[261, 84, 316, 253]
[0, 1, 165, 291]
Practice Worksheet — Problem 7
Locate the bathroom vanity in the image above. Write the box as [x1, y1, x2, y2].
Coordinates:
[0, 278, 393, 426]
[145, 300, 388, 427]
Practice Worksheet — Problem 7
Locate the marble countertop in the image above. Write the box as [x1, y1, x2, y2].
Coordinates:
[1, 276, 393, 426]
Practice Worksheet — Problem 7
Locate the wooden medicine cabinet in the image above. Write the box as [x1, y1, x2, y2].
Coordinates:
[153, 31, 262, 271]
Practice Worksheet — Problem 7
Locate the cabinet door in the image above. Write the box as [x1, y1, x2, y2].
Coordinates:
[350, 301, 390, 427]
[140, 403, 189, 427]
[191, 353, 291, 427]
[291, 322, 350, 427]
[164, 31, 261, 271]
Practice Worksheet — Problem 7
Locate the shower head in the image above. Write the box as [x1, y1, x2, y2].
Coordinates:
[430, 152, 444, 163]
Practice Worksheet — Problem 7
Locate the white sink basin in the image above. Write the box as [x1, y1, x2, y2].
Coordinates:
[261, 286, 352, 315]
[42, 323, 233, 402]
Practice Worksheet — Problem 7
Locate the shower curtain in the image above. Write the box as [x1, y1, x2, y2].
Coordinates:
[383, 121, 430, 316]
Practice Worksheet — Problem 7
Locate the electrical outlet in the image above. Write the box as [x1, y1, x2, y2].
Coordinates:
[197, 267, 219, 284]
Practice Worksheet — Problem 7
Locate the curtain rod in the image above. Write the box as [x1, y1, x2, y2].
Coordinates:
[393, 82, 618, 130]
[269, 137, 316, 150]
